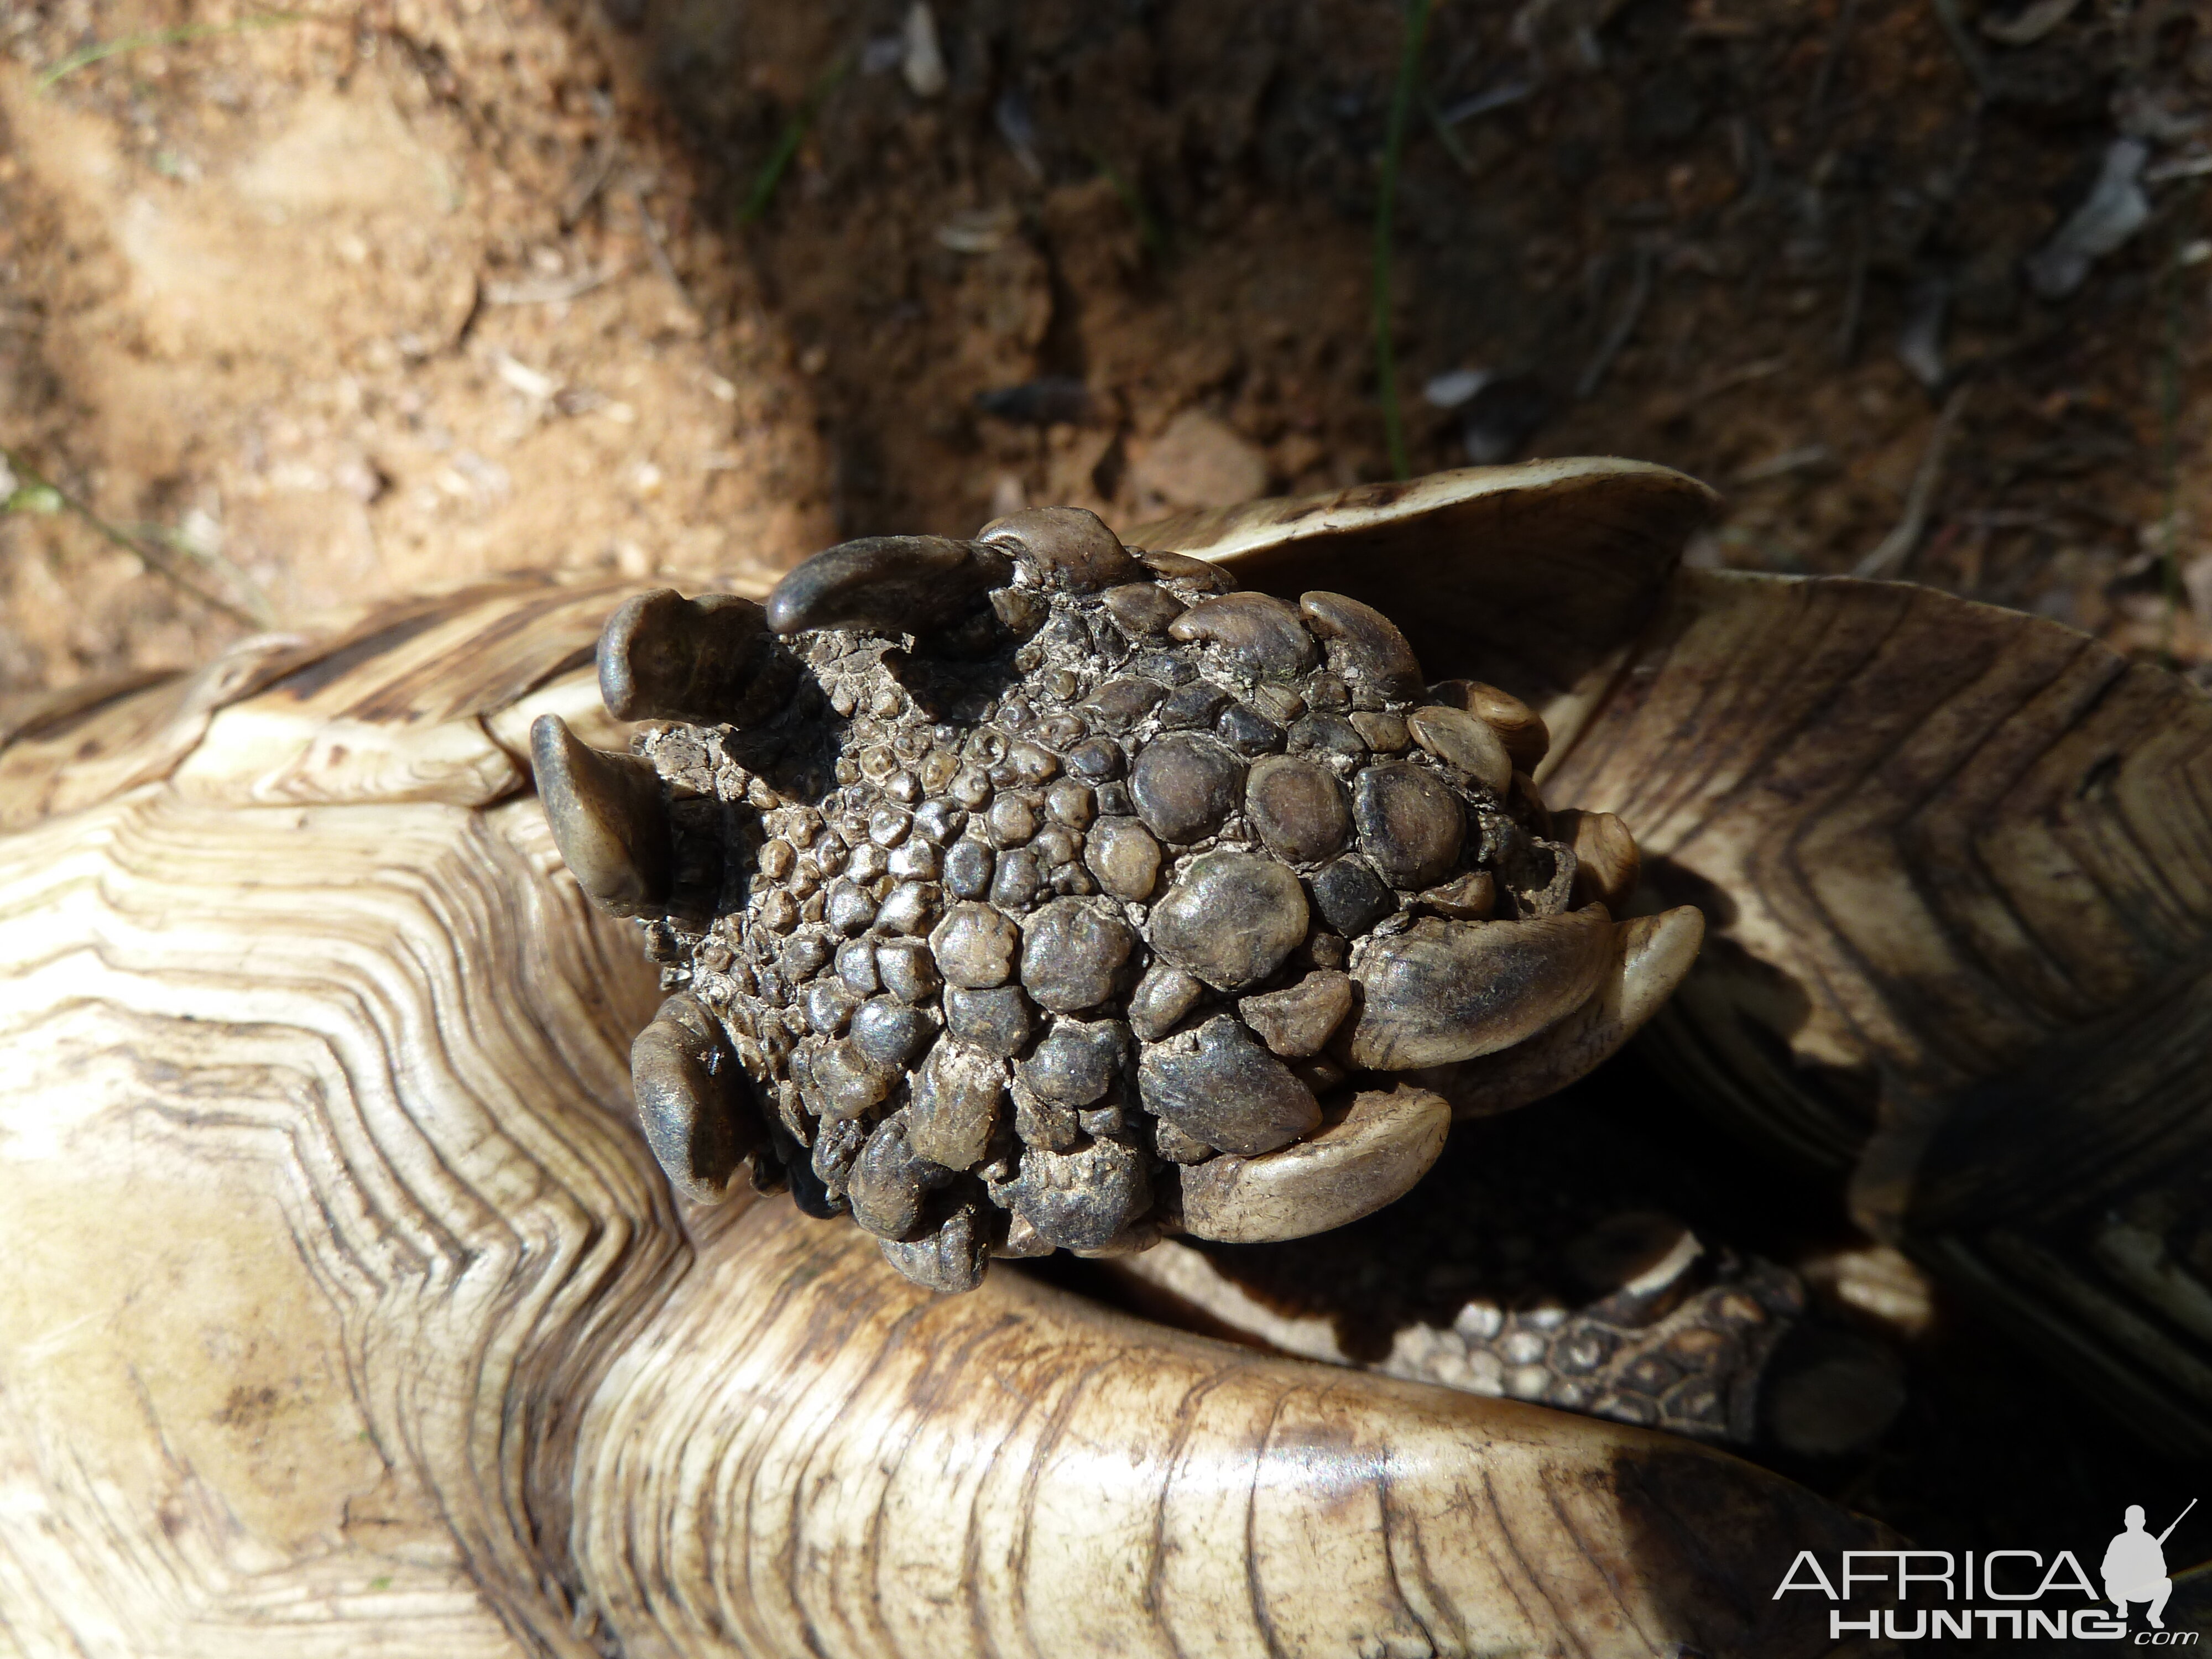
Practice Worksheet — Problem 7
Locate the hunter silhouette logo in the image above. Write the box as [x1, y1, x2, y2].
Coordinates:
[1773, 1500, 2200, 1642]
[2106, 1501, 2195, 1631]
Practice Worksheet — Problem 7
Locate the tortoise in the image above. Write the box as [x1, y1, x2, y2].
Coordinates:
[531, 495, 1705, 1292]
[1, 454, 2203, 1655]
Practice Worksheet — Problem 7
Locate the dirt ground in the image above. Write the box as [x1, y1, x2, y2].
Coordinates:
[4, 0, 2209, 1604]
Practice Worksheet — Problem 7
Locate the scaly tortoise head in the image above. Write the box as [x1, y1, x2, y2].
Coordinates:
[531, 490, 1704, 1290]
[7, 456, 2210, 1655]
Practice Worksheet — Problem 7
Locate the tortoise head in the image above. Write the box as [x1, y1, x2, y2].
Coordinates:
[535, 473, 1709, 1295]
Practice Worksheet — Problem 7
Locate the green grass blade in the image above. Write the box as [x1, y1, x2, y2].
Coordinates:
[1375, 0, 1434, 482]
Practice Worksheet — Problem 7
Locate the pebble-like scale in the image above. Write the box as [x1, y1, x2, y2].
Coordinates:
[636, 546, 1577, 1291]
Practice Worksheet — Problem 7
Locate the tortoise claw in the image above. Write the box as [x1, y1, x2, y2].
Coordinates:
[597, 588, 792, 727]
[1406, 703, 1514, 794]
[1176, 1084, 1451, 1243]
[1443, 905, 1707, 1118]
[764, 535, 1015, 638]
[1168, 592, 1322, 681]
[632, 992, 762, 1203]
[1297, 590, 1427, 702]
[1347, 906, 1614, 1070]
[1430, 679, 1551, 771]
[977, 505, 1141, 590]
[530, 713, 673, 919]
[1556, 808, 1641, 912]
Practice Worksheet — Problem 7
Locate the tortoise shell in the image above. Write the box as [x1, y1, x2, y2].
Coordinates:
[14, 453, 2203, 1654]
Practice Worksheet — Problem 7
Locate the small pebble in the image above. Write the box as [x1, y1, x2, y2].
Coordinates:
[911, 799, 965, 843]
[804, 1038, 896, 1120]
[876, 937, 942, 1002]
[804, 979, 858, 1035]
[1031, 823, 1082, 868]
[1152, 1118, 1216, 1164]
[1004, 1137, 1151, 1251]
[1006, 739, 1060, 784]
[889, 838, 941, 880]
[981, 504, 1141, 589]
[1288, 711, 1366, 761]
[1297, 591, 1426, 702]
[1135, 650, 1197, 686]
[782, 932, 831, 978]
[846, 1113, 941, 1240]
[1406, 705, 1513, 794]
[1421, 869, 1495, 919]
[1306, 674, 1350, 711]
[878, 1199, 989, 1294]
[1014, 1082, 1080, 1152]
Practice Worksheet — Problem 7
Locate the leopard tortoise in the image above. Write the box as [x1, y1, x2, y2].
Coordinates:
[6, 452, 2202, 1656]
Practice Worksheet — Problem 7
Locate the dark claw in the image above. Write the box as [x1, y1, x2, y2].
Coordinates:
[1297, 591, 1427, 703]
[764, 536, 1015, 638]
[597, 588, 793, 727]
[531, 713, 673, 919]
[632, 992, 763, 1204]
[977, 506, 1140, 591]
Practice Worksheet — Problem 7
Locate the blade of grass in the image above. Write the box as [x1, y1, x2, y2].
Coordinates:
[738, 55, 853, 226]
[1085, 148, 1171, 262]
[38, 11, 317, 92]
[1423, 93, 1475, 176]
[1, 448, 268, 630]
[1375, 0, 1434, 481]
[130, 521, 278, 627]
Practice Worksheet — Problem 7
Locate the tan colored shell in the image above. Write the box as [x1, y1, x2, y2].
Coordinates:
[1154, 460, 2212, 1459]
[0, 483, 1892, 1659]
